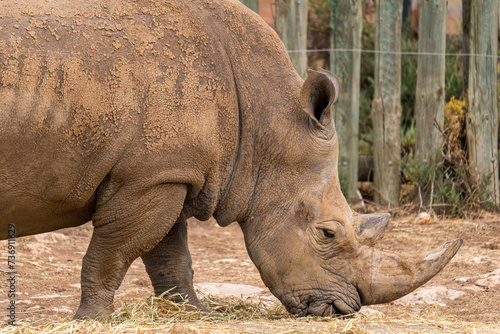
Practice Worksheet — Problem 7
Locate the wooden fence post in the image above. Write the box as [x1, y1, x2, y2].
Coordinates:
[330, 0, 362, 202]
[239, 0, 259, 13]
[415, 0, 446, 166]
[467, 0, 500, 203]
[275, 0, 308, 79]
[371, 0, 403, 207]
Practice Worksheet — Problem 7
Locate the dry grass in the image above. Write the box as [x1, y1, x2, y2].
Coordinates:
[1, 293, 499, 334]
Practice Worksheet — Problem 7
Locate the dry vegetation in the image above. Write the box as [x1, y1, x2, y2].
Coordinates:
[1, 294, 499, 334]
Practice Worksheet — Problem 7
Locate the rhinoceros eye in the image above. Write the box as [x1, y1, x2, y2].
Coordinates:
[322, 229, 336, 239]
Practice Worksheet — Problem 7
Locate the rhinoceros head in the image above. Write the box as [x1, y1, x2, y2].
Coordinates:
[237, 68, 462, 317]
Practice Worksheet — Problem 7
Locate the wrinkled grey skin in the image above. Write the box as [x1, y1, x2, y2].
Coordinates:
[0, 0, 461, 319]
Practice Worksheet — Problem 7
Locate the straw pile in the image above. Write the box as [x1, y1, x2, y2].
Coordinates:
[1, 293, 498, 334]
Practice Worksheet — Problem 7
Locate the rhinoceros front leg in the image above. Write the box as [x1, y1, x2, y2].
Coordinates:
[141, 220, 208, 311]
[74, 183, 187, 320]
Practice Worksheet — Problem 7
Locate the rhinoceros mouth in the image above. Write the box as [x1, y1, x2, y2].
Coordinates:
[281, 288, 361, 317]
[304, 302, 339, 317]
[305, 298, 360, 317]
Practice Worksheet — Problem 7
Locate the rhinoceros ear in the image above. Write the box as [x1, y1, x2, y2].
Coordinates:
[300, 68, 340, 127]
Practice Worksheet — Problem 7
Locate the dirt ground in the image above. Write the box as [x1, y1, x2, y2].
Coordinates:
[0, 211, 499, 332]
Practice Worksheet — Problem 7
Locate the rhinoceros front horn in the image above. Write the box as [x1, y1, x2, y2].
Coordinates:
[358, 239, 463, 306]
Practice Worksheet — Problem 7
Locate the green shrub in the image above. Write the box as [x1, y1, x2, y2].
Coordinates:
[444, 35, 464, 100]
[399, 98, 494, 216]
[400, 27, 418, 135]
[359, 22, 375, 155]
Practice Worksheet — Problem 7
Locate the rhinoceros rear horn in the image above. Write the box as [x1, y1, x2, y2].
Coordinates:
[300, 68, 340, 126]
[355, 213, 390, 246]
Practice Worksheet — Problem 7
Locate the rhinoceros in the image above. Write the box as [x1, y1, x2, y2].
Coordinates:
[0, 0, 461, 319]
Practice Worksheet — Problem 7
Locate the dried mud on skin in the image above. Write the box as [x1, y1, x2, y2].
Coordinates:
[0, 216, 499, 333]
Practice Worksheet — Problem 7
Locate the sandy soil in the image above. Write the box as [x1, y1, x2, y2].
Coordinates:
[0, 212, 499, 332]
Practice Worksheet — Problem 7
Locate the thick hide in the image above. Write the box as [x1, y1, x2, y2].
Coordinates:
[0, 0, 461, 319]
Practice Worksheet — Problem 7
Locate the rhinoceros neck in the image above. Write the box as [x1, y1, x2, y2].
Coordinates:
[207, 1, 304, 226]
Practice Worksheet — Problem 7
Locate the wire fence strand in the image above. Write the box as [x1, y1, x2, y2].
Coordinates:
[286, 48, 500, 59]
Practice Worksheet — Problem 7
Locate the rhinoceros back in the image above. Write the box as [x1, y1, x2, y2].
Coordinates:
[0, 0, 298, 238]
